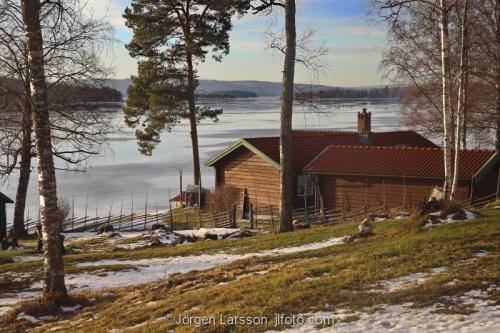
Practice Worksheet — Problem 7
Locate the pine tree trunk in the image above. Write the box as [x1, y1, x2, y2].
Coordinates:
[186, 53, 201, 186]
[279, 0, 296, 233]
[21, 0, 66, 299]
[451, 0, 469, 200]
[439, 0, 453, 200]
[13, 94, 32, 237]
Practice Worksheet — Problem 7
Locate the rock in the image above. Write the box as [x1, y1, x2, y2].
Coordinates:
[451, 209, 468, 220]
[150, 224, 168, 232]
[147, 229, 184, 246]
[204, 233, 219, 241]
[420, 199, 443, 215]
[294, 223, 311, 230]
[97, 225, 114, 235]
[224, 230, 257, 239]
[180, 234, 196, 243]
[106, 232, 122, 239]
[358, 218, 373, 234]
[343, 235, 357, 243]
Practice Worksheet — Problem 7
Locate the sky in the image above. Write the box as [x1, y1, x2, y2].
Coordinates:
[86, 0, 387, 87]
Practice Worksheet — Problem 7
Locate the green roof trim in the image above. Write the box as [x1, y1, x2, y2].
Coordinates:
[204, 139, 281, 171]
[473, 153, 499, 182]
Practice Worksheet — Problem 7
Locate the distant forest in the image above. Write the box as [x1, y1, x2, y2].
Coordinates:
[66, 86, 123, 103]
[0, 77, 123, 105]
[196, 90, 258, 98]
[296, 86, 407, 99]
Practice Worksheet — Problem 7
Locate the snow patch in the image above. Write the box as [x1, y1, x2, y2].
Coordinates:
[368, 267, 447, 293]
[61, 304, 81, 313]
[176, 228, 241, 239]
[265, 288, 500, 332]
[17, 312, 39, 324]
[29, 236, 346, 293]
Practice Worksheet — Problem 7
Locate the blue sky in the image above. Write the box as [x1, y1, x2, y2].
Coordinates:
[88, 0, 387, 86]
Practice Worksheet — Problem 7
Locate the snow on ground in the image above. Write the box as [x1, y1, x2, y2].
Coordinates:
[368, 267, 447, 293]
[175, 228, 241, 239]
[423, 209, 477, 229]
[0, 291, 40, 317]
[60, 236, 347, 292]
[12, 255, 43, 262]
[63, 231, 143, 241]
[265, 287, 500, 333]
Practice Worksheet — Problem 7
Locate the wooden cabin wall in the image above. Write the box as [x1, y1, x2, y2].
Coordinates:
[319, 175, 470, 212]
[474, 165, 499, 199]
[214, 147, 280, 212]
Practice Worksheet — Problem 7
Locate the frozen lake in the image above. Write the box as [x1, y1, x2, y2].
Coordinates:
[1, 97, 405, 221]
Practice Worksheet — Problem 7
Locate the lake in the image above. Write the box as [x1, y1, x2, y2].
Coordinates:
[2, 97, 405, 222]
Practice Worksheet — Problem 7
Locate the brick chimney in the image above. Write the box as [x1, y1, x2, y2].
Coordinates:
[358, 108, 373, 145]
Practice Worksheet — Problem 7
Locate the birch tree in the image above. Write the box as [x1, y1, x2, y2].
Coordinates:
[370, 0, 466, 201]
[0, 0, 113, 237]
[439, 0, 454, 200]
[451, 0, 469, 199]
[21, 0, 66, 298]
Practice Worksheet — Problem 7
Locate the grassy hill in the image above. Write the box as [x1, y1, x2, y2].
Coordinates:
[0, 206, 499, 332]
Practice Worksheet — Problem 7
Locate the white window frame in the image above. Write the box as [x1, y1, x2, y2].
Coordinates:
[297, 174, 314, 197]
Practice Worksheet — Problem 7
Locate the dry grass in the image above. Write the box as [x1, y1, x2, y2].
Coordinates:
[1, 208, 499, 332]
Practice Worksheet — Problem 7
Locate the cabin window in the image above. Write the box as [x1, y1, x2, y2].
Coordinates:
[297, 174, 314, 196]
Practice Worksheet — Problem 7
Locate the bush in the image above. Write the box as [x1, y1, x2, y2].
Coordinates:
[207, 186, 240, 213]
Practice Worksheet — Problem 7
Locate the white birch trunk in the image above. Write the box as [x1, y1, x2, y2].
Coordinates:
[439, 0, 453, 200]
[21, 0, 66, 299]
[451, 0, 469, 200]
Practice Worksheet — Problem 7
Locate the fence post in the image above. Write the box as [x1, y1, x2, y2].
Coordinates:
[364, 179, 368, 216]
[119, 200, 123, 232]
[496, 168, 500, 200]
[382, 180, 387, 212]
[107, 201, 113, 225]
[168, 190, 174, 231]
[72, 196, 75, 231]
[403, 176, 407, 210]
[130, 191, 134, 231]
[231, 205, 237, 228]
[255, 192, 258, 228]
[144, 192, 148, 230]
[84, 196, 88, 230]
[304, 176, 309, 224]
[249, 203, 254, 229]
[95, 200, 99, 232]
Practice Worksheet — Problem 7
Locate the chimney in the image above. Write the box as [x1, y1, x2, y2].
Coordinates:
[358, 108, 373, 145]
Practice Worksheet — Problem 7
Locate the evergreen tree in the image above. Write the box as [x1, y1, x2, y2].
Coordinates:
[123, 0, 249, 185]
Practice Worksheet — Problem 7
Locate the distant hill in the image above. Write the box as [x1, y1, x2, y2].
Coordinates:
[196, 90, 258, 98]
[107, 79, 398, 99]
[296, 86, 407, 99]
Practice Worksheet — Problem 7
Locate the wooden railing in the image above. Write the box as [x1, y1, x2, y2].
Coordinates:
[24, 207, 234, 235]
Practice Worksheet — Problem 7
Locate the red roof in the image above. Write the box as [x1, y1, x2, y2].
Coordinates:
[245, 130, 437, 170]
[304, 145, 496, 179]
[170, 192, 186, 202]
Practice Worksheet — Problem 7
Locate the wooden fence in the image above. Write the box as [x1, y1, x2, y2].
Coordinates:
[24, 207, 235, 235]
[23, 192, 497, 235]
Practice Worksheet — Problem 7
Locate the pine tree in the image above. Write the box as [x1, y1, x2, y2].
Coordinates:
[123, 0, 249, 185]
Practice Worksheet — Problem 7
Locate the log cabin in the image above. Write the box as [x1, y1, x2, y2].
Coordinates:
[206, 109, 499, 217]
[0, 192, 14, 240]
[303, 145, 498, 212]
[206, 109, 450, 217]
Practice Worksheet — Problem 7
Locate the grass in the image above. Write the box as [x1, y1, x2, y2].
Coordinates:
[1, 207, 499, 332]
